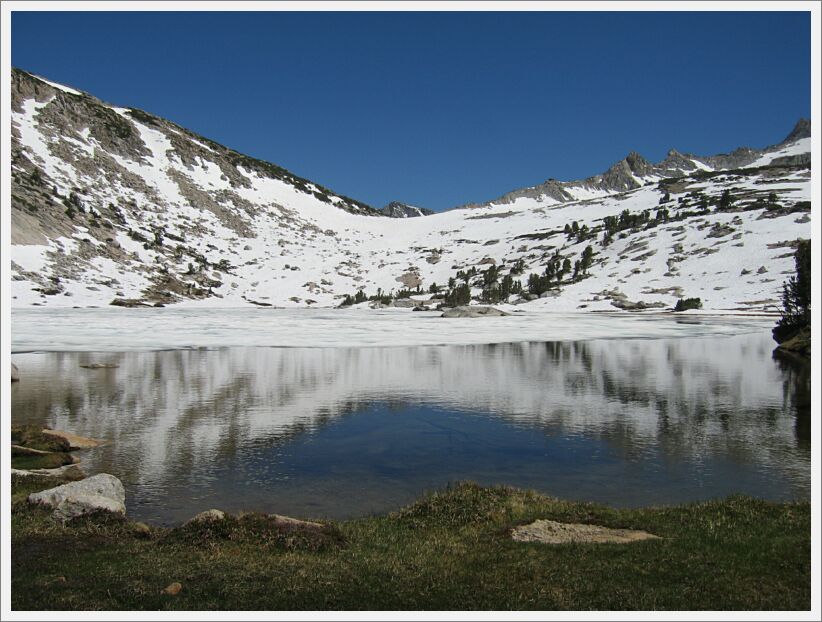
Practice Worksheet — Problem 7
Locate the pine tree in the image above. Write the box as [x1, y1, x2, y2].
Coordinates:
[773, 239, 811, 342]
[560, 258, 572, 281]
[718, 189, 733, 210]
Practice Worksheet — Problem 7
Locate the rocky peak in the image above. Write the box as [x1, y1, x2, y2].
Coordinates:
[598, 152, 651, 192]
[782, 118, 810, 144]
[658, 148, 701, 175]
[624, 151, 653, 176]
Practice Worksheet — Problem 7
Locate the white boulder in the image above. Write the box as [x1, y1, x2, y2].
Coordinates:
[28, 473, 126, 521]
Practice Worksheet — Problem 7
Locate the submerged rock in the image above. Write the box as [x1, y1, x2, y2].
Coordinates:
[11, 362, 19, 382]
[28, 473, 126, 521]
[511, 519, 660, 545]
[41, 428, 106, 449]
[441, 305, 510, 318]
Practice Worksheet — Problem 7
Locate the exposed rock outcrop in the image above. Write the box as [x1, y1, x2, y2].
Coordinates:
[380, 201, 434, 218]
[441, 305, 510, 318]
[774, 325, 811, 358]
[511, 519, 660, 544]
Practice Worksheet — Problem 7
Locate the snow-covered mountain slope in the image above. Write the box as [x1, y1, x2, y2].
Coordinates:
[379, 201, 434, 218]
[10, 68, 811, 312]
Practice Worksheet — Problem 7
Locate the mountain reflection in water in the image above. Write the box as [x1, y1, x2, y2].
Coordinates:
[11, 332, 810, 525]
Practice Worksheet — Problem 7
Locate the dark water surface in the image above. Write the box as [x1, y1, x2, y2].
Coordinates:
[10, 331, 810, 525]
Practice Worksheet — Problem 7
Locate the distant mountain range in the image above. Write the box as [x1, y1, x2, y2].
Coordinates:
[10, 68, 811, 312]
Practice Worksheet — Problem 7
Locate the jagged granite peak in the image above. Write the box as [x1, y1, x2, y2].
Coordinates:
[380, 201, 435, 218]
[595, 151, 655, 192]
[460, 118, 810, 210]
[657, 148, 705, 176]
[624, 151, 653, 175]
[782, 118, 810, 144]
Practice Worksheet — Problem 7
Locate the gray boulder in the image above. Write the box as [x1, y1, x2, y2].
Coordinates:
[390, 298, 418, 309]
[28, 473, 126, 521]
[441, 305, 510, 318]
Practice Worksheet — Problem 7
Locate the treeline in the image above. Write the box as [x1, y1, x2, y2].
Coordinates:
[340, 245, 596, 308]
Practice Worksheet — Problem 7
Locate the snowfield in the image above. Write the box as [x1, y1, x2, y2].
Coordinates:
[10, 70, 813, 315]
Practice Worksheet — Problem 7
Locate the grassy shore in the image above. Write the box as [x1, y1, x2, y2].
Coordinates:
[11, 475, 810, 611]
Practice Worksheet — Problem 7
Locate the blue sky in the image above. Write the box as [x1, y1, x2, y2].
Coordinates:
[11, 10, 811, 211]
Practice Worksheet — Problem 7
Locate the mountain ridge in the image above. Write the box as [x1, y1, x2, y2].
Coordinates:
[10, 69, 811, 312]
[456, 118, 811, 211]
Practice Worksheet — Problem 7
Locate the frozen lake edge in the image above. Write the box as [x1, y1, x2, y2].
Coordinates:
[11, 307, 778, 352]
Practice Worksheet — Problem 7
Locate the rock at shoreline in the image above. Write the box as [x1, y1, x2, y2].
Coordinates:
[110, 297, 152, 308]
[389, 298, 419, 309]
[269, 514, 324, 529]
[441, 305, 510, 318]
[12, 444, 55, 457]
[774, 325, 811, 358]
[41, 428, 106, 450]
[28, 464, 86, 480]
[11, 362, 20, 382]
[511, 519, 660, 545]
[28, 473, 126, 521]
[185, 509, 226, 525]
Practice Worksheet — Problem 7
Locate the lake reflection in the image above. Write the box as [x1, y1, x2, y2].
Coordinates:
[10, 331, 810, 525]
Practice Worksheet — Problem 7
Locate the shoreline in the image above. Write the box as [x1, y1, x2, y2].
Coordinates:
[11, 476, 811, 610]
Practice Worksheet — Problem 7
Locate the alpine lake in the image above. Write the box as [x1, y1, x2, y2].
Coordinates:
[10, 308, 811, 526]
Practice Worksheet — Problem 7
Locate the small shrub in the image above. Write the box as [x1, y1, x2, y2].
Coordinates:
[674, 297, 702, 312]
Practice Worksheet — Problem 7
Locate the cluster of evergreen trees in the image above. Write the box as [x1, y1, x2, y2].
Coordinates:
[478, 266, 523, 303]
[773, 239, 811, 344]
[341, 236, 600, 308]
[601, 209, 652, 246]
[564, 221, 591, 242]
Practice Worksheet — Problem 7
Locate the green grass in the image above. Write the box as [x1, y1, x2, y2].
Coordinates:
[11, 452, 74, 471]
[10, 480, 810, 611]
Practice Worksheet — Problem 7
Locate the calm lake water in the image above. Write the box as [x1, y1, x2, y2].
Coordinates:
[10, 329, 810, 525]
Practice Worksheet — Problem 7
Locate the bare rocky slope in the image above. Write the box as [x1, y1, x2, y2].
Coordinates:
[10, 68, 811, 312]
[379, 201, 435, 218]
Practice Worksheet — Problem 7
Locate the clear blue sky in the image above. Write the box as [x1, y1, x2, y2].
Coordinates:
[11, 10, 811, 211]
